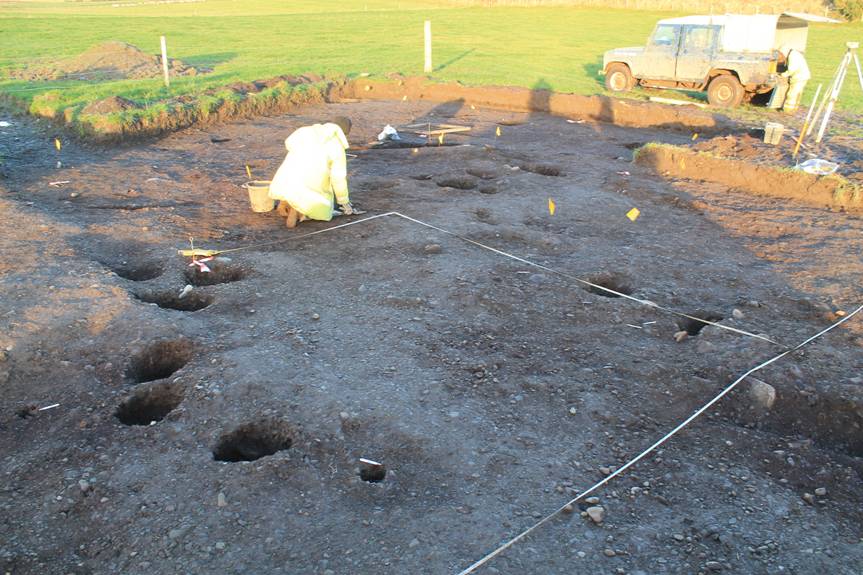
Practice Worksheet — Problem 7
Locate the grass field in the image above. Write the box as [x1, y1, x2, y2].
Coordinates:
[1, 0, 861, 122]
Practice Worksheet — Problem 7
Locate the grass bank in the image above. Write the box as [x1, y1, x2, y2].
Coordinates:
[1, 0, 860, 132]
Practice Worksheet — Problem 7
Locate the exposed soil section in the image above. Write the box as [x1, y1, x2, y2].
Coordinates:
[82, 96, 140, 116]
[693, 133, 863, 182]
[0, 99, 861, 575]
[634, 143, 861, 211]
[336, 76, 736, 132]
[11, 75, 740, 143]
[10, 41, 203, 81]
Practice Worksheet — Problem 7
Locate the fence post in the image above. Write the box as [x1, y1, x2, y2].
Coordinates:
[160, 35, 170, 88]
[424, 20, 432, 74]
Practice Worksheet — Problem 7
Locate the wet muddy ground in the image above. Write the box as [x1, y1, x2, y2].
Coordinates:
[1, 99, 861, 574]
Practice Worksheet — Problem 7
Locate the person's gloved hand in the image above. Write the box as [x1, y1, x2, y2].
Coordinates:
[339, 203, 354, 215]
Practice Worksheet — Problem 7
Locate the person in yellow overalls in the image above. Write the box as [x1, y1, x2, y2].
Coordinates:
[778, 45, 811, 114]
[268, 117, 355, 228]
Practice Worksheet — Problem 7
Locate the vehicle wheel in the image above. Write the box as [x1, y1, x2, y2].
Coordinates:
[707, 75, 744, 108]
[605, 63, 634, 93]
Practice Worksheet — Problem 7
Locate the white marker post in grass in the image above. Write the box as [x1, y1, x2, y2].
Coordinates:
[424, 20, 432, 74]
[160, 35, 170, 88]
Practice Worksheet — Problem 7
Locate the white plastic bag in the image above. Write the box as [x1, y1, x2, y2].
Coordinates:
[797, 159, 838, 176]
[377, 124, 400, 141]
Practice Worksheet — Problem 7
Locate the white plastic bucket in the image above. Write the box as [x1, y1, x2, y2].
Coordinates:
[764, 122, 784, 145]
[244, 180, 275, 213]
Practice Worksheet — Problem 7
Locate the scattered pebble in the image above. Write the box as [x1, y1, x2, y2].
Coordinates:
[423, 243, 442, 254]
[561, 504, 575, 514]
[673, 330, 689, 343]
[603, 548, 616, 557]
[814, 487, 827, 497]
[215, 541, 226, 550]
[705, 561, 723, 572]
[599, 466, 611, 476]
[802, 493, 815, 505]
[586, 506, 605, 524]
[217, 492, 227, 507]
[748, 378, 776, 410]
[311, 313, 320, 320]
[78, 480, 91, 493]
[732, 308, 744, 319]
[409, 538, 420, 548]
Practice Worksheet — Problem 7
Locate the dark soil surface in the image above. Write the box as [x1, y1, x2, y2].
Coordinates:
[10, 41, 203, 81]
[1, 98, 861, 575]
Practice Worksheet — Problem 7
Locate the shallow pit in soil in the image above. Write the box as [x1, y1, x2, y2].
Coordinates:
[184, 262, 248, 286]
[677, 312, 724, 336]
[126, 339, 194, 383]
[359, 463, 387, 483]
[436, 176, 478, 190]
[106, 260, 164, 281]
[585, 272, 635, 298]
[134, 289, 214, 312]
[115, 382, 184, 426]
[521, 163, 564, 177]
[213, 420, 294, 462]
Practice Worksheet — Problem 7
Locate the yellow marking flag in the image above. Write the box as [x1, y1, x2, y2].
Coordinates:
[438, 133, 445, 145]
[626, 207, 640, 222]
[495, 126, 501, 137]
[548, 198, 556, 216]
[54, 138, 61, 151]
[691, 133, 699, 141]
[245, 165, 252, 178]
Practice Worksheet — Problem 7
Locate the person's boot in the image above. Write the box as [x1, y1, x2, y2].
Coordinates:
[285, 206, 300, 229]
[276, 201, 290, 217]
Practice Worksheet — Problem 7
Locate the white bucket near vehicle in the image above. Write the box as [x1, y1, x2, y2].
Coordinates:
[764, 122, 784, 145]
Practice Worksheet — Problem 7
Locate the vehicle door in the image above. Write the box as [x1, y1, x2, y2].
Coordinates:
[675, 25, 718, 81]
[642, 24, 681, 80]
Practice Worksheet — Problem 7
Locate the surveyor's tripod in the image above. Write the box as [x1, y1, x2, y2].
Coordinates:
[808, 42, 863, 144]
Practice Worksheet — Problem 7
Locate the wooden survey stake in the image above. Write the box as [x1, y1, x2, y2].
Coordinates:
[160, 36, 170, 88]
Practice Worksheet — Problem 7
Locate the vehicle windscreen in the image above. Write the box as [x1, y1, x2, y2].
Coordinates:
[651, 25, 678, 47]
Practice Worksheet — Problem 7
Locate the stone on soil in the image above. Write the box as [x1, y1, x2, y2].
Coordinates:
[747, 378, 776, 410]
[586, 506, 605, 524]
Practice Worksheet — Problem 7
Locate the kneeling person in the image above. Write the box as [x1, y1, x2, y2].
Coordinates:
[269, 116, 356, 228]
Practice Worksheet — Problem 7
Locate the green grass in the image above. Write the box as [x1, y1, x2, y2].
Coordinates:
[1, 0, 861, 124]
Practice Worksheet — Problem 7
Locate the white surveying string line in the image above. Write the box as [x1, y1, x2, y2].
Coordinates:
[203, 211, 780, 345]
[215, 211, 398, 254]
[389, 212, 784, 347]
[455, 304, 862, 575]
